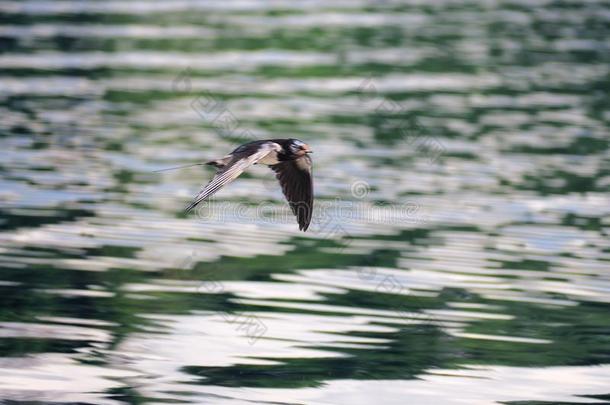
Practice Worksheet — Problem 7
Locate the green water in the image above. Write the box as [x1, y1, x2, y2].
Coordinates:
[1, 1, 610, 404]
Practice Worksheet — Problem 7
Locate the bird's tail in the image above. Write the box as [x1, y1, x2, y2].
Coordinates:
[205, 160, 222, 168]
[206, 157, 230, 169]
[185, 159, 228, 213]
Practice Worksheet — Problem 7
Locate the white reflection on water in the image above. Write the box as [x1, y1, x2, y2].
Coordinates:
[0, 354, 136, 405]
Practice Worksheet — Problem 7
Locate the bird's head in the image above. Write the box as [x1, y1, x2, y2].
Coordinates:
[288, 139, 313, 157]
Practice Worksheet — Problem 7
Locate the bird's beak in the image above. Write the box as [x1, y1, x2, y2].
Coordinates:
[302, 144, 313, 154]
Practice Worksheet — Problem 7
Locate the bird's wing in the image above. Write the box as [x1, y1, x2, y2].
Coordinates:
[185, 142, 279, 212]
[269, 155, 313, 231]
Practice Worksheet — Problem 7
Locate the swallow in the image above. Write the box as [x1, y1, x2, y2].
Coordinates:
[185, 139, 314, 231]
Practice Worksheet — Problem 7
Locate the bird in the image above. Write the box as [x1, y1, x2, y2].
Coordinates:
[185, 139, 314, 231]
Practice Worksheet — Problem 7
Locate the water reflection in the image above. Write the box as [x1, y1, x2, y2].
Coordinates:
[1, 0, 610, 404]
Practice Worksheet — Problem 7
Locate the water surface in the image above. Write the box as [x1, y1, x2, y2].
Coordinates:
[1, 1, 610, 404]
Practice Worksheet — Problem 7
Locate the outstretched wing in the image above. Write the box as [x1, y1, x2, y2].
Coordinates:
[185, 142, 279, 212]
[270, 155, 313, 231]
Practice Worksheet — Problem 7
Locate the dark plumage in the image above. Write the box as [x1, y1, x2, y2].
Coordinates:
[185, 139, 314, 231]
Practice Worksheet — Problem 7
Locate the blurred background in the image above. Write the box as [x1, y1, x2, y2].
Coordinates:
[1, 1, 610, 404]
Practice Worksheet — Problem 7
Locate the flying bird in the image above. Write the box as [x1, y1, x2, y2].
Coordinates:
[185, 139, 314, 231]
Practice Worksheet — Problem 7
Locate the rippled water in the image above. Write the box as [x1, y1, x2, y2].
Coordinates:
[1, 1, 610, 404]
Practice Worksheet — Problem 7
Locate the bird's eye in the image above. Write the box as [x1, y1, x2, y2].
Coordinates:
[290, 141, 304, 152]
